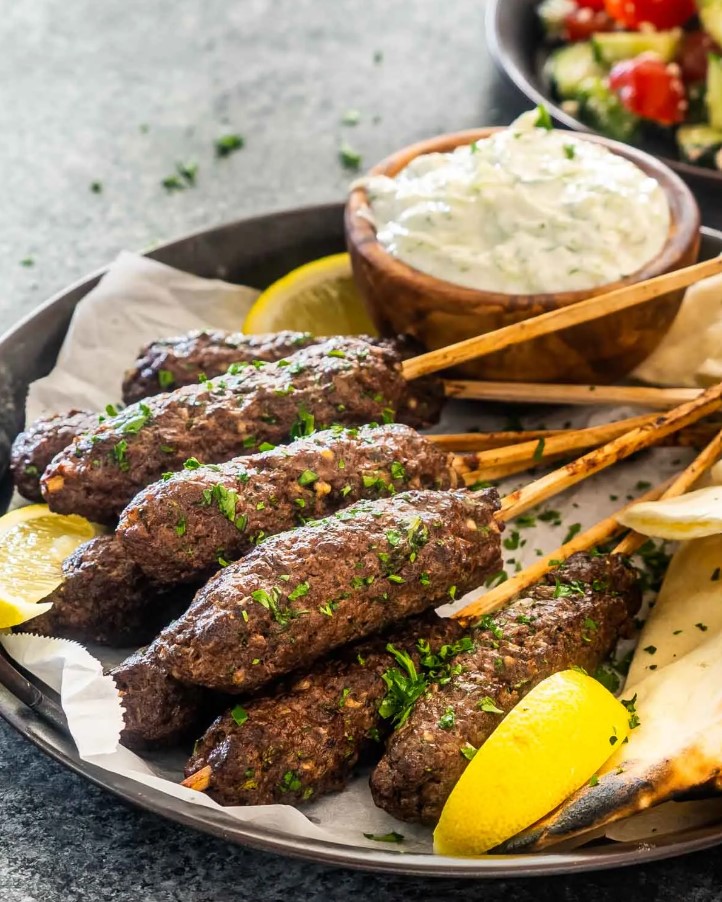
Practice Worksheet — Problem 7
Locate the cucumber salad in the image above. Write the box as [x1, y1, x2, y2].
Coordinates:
[539, 0, 722, 169]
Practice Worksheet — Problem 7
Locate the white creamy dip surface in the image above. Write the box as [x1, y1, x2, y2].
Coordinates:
[360, 124, 671, 295]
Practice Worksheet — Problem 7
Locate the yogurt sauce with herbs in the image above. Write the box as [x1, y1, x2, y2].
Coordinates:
[360, 119, 671, 295]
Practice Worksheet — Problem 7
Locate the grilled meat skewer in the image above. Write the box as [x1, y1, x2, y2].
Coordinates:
[184, 612, 465, 806]
[181, 553, 640, 809]
[154, 488, 502, 696]
[10, 410, 97, 502]
[122, 330, 317, 404]
[118, 424, 459, 584]
[41, 338, 443, 523]
[12, 332, 323, 502]
[24, 536, 194, 646]
[370, 553, 641, 825]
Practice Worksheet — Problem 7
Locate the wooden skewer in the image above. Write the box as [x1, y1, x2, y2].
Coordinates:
[613, 425, 722, 556]
[453, 482, 669, 622]
[457, 418, 722, 621]
[460, 413, 658, 477]
[430, 423, 721, 454]
[499, 380, 722, 522]
[402, 256, 722, 381]
[443, 380, 700, 410]
[181, 764, 212, 792]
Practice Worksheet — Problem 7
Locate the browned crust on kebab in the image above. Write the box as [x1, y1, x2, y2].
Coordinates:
[185, 612, 466, 806]
[111, 640, 222, 749]
[117, 424, 456, 584]
[370, 553, 641, 825]
[121, 330, 317, 404]
[41, 338, 444, 524]
[155, 488, 502, 695]
[10, 410, 97, 501]
[24, 536, 194, 647]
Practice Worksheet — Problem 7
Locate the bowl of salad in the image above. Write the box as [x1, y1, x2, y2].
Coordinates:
[487, 0, 722, 180]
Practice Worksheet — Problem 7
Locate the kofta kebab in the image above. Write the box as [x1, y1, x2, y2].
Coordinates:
[9, 257, 722, 829]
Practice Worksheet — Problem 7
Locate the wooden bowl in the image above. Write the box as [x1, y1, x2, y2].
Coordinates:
[345, 128, 701, 384]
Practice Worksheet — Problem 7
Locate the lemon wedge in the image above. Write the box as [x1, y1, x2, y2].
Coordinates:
[617, 485, 722, 541]
[243, 253, 377, 336]
[433, 669, 630, 857]
[0, 505, 102, 629]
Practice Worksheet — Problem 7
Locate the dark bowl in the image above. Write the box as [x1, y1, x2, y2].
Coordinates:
[485, 0, 722, 205]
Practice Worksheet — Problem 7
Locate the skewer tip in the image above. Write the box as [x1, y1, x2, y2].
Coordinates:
[181, 764, 212, 793]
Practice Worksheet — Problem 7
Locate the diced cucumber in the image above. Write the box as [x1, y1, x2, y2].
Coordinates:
[699, 0, 722, 49]
[707, 53, 722, 129]
[538, 0, 577, 40]
[544, 42, 606, 99]
[677, 124, 722, 167]
[591, 29, 682, 65]
[577, 76, 640, 142]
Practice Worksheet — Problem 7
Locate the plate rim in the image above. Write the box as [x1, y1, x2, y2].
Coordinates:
[484, 0, 722, 186]
[4, 204, 722, 877]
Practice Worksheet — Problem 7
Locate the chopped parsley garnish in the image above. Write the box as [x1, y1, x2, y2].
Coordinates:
[460, 743, 478, 761]
[278, 770, 302, 793]
[563, 523, 582, 544]
[118, 402, 152, 435]
[338, 688, 351, 708]
[438, 707, 456, 730]
[20, 256, 34, 267]
[588, 774, 599, 787]
[298, 469, 318, 487]
[202, 483, 239, 523]
[477, 697, 503, 714]
[535, 104, 553, 130]
[341, 109, 361, 126]
[112, 439, 129, 471]
[593, 663, 621, 694]
[621, 694, 641, 730]
[475, 614, 504, 640]
[564, 144, 576, 160]
[175, 516, 187, 537]
[288, 581, 310, 601]
[327, 349, 347, 358]
[419, 571, 431, 586]
[485, 570, 508, 588]
[696, 622, 709, 632]
[363, 831, 404, 844]
[339, 141, 362, 170]
[290, 406, 315, 439]
[533, 438, 545, 461]
[643, 645, 657, 654]
[251, 586, 297, 627]
[390, 461, 406, 481]
[215, 133, 245, 157]
[184, 457, 202, 470]
[231, 705, 248, 726]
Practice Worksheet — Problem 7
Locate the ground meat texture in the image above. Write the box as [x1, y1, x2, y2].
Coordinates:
[122, 330, 318, 404]
[184, 612, 466, 807]
[154, 488, 502, 695]
[111, 640, 222, 750]
[41, 337, 444, 524]
[117, 424, 457, 585]
[370, 553, 641, 826]
[10, 410, 97, 501]
[23, 536, 193, 647]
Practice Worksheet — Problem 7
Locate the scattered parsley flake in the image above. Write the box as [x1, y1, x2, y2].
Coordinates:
[215, 133, 245, 157]
[363, 831, 404, 844]
[231, 705, 248, 726]
[339, 141, 362, 170]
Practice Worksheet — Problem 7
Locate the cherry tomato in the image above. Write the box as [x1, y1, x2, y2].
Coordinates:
[563, 8, 615, 41]
[604, 0, 696, 30]
[677, 31, 722, 84]
[609, 56, 687, 125]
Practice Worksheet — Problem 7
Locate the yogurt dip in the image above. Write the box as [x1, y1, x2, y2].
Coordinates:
[359, 118, 671, 295]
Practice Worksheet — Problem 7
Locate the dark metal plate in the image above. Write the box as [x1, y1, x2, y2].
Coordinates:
[2, 203, 722, 876]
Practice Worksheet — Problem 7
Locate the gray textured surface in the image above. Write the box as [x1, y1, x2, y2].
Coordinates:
[2, 1, 722, 900]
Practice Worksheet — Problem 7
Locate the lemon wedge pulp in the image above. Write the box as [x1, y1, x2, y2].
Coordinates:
[0, 504, 102, 629]
[433, 669, 630, 857]
[243, 253, 377, 337]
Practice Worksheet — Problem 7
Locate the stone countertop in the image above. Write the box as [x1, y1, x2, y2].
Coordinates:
[2, 2, 722, 900]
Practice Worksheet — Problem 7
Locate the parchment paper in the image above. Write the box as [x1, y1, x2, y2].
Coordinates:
[0, 251, 704, 853]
